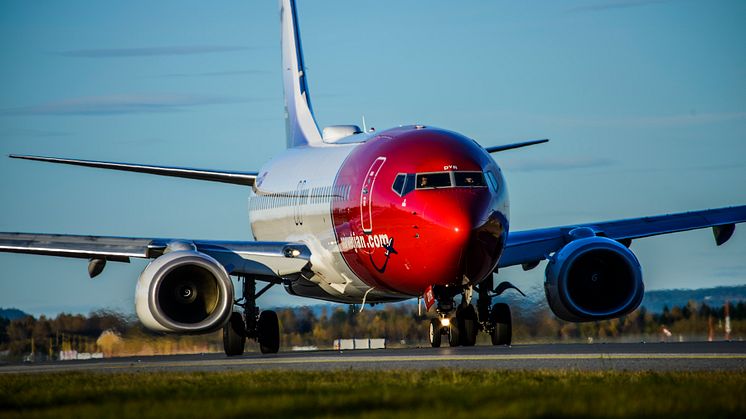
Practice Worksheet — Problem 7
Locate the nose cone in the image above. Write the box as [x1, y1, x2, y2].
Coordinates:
[420, 189, 506, 286]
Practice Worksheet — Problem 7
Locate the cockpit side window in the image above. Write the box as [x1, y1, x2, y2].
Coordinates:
[416, 172, 451, 189]
[454, 172, 486, 187]
[392, 174, 405, 195]
[392, 173, 417, 197]
[485, 171, 499, 192]
[403, 174, 416, 195]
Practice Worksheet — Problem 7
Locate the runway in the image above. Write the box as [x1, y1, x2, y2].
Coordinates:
[2, 342, 745, 374]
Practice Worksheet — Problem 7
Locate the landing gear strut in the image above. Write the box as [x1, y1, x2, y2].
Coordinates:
[222, 276, 280, 356]
[428, 282, 514, 348]
[428, 286, 478, 347]
[428, 289, 457, 348]
[478, 282, 512, 346]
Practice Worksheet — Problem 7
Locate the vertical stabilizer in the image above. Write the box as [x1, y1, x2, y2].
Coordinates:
[280, 0, 323, 148]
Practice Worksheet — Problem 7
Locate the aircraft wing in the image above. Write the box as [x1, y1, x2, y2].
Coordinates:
[9, 155, 258, 186]
[0, 232, 310, 279]
[498, 205, 746, 269]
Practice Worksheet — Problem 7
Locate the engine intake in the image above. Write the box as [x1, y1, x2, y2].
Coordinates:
[544, 236, 643, 322]
[135, 250, 234, 333]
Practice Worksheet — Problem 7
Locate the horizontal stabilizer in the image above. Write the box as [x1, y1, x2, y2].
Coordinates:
[9, 154, 257, 186]
[485, 139, 549, 153]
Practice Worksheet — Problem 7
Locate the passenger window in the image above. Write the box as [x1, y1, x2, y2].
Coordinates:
[454, 172, 486, 187]
[416, 172, 451, 189]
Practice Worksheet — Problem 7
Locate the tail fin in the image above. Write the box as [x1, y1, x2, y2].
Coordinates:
[280, 0, 323, 148]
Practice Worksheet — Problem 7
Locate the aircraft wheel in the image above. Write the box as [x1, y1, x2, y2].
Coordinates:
[258, 310, 280, 354]
[489, 303, 512, 346]
[448, 320, 460, 347]
[223, 312, 246, 356]
[458, 304, 478, 346]
[429, 318, 442, 348]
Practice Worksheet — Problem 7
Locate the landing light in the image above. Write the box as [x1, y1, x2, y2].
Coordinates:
[454, 227, 459, 232]
[440, 318, 451, 327]
[284, 247, 302, 258]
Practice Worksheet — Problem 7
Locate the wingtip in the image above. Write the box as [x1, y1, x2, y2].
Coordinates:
[9, 154, 45, 161]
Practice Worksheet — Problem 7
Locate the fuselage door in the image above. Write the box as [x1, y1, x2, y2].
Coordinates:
[360, 157, 386, 234]
[294, 179, 307, 226]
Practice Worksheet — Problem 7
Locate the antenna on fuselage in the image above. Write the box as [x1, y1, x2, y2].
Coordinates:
[362, 115, 367, 133]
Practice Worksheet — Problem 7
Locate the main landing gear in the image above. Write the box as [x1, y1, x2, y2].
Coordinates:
[223, 276, 280, 356]
[428, 283, 513, 348]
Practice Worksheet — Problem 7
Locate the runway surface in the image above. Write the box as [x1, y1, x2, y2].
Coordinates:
[2, 342, 745, 374]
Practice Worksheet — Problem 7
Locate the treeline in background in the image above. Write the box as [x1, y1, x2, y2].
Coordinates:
[1, 300, 744, 361]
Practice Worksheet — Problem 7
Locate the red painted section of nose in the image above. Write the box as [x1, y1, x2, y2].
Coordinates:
[332, 126, 507, 297]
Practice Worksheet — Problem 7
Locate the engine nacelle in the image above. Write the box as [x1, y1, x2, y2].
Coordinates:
[544, 236, 643, 322]
[135, 250, 234, 334]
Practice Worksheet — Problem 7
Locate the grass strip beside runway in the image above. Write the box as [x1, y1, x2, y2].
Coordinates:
[1, 369, 744, 418]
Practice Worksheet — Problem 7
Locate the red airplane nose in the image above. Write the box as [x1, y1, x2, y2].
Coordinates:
[417, 188, 505, 287]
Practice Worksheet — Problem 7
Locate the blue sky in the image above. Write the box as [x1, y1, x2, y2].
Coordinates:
[1, 0, 745, 316]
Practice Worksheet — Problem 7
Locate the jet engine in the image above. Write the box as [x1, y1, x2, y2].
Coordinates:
[544, 235, 643, 322]
[135, 249, 234, 333]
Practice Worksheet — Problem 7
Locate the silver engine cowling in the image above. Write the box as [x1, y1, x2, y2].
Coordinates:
[544, 236, 643, 322]
[135, 250, 234, 333]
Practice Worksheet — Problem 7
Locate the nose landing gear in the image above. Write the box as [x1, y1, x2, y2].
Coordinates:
[428, 282, 514, 348]
[223, 276, 280, 356]
[427, 286, 479, 348]
[428, 291, 460, 348]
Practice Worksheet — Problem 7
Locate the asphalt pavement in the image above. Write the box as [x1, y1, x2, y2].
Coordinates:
[2, 341, 745, 374]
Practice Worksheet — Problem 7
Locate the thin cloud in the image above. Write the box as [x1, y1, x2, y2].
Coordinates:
[568, 0, 670, 13]
[713, 266, 746, 279]
[503, 157, 617, 172]
[515, 111, 746, 129]
[635, 162, 746, 173]
[155, 70, 269, 78]
[0, 94, 256, 116]
[0, 127, 69, 137]
[58, 45, 251, 58]
[622, 111, 746, 127]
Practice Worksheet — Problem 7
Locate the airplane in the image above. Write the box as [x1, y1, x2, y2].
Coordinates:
[1, 0, 745, 355]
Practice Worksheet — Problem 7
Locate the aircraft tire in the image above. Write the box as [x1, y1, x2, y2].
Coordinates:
[489, 303, 512, 346]
[429, 318, 442, 348]
[448, 320, 460, 347]
[223, 312, 246, 356]
[258, 310, 280, 354]
[458, 304, 478, 346]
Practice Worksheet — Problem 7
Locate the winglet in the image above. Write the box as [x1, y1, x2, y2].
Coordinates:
[713, 224, 735, 246]
[485, 139, 549, 153]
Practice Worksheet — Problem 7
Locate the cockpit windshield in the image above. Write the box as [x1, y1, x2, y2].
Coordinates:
[416, 172, 451, 189]
[392, 171, 491, 197]
[454, 172, 485, 187]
